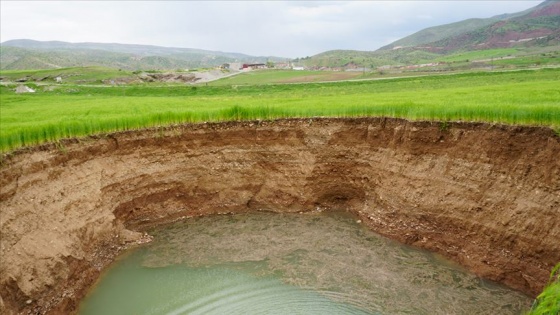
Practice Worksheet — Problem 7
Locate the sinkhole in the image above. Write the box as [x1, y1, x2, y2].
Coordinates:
[1, 118, 558, 314]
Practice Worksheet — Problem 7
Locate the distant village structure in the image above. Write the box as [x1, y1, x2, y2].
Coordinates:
[220, 62, 267, 70]
[241, 63, 266, 70]
[220, 61, 296, 71]
[219, 63, 240, 70]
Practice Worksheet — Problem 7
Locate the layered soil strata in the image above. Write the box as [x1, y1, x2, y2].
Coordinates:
[1, 118, 559, 314]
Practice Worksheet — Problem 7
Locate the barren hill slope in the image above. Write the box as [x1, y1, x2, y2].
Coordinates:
[405, 0, 560, 53]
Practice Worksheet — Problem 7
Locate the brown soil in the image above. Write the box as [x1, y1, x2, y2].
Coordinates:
[1, 118, 559, 314]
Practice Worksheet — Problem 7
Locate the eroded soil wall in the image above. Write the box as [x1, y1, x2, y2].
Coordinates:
[1, 118, 559, 314]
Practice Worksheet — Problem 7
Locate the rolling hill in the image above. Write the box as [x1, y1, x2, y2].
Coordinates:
[379, 18, 504, 51]
[418, 0, 560, 53]
[378, 2, 541, 51]
[300, 0, 560, 69]
[0, 39, 286, 70]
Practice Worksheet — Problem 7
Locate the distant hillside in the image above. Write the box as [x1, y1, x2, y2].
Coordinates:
[300, 0, 559, 69]
[378, 5, 538, 51]
[0, 40, 286, 70]
[295, 49, 439, 69]
[420, 0, 560, 53]
[1, 39, 255, 59]
[379, 18, 502, 51]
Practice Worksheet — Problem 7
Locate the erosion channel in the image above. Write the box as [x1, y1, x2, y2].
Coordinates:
[1, 118, 559, 314]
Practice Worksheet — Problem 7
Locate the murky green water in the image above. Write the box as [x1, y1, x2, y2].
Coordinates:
[79, 211, 531, 315]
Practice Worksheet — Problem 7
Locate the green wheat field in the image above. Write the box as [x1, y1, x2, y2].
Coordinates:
[1, 68, 559, 152]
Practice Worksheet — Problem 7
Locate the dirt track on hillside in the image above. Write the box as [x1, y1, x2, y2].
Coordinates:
[1, 118, 559, 314]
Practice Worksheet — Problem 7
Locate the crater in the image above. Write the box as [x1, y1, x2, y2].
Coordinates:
[1, 118, 559, 314]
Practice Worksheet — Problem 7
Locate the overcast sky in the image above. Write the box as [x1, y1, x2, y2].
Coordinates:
[1, 1, 544, 58]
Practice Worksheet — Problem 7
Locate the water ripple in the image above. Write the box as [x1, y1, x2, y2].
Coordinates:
[79, 211, 531, 315]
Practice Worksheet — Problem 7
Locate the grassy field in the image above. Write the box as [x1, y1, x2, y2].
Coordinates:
[0, 66, 135, 84]
[435, 47, 560, 67]
[436, 48, 520, 62]
[209, 70, 364, 85]
[1, 68, 559, 152]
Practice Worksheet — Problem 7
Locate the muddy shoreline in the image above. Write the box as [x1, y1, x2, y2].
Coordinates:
[1, 118, 559, 314]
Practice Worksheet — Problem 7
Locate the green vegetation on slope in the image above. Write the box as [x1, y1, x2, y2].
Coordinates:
[298, 49, 440, 68]
[298, 45, 560, 71]
[527, 263, 560, 315]
[1, 68, 559, 152]
[436, 48, 520, 62]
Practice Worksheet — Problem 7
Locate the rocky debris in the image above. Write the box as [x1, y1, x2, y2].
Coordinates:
[15, 85, 35, 93]
[137, 72, 198, 83]
[193, 69, 240, 83]
[134, 69, 241, 84]
[102, 77, 141, 85]
[100, 72, 200, 85]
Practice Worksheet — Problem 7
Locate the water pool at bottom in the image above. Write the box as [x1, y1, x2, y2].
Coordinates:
[79, 211, 532, 315]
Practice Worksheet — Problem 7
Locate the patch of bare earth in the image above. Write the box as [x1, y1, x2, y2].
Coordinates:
[1, 118, 559, 314]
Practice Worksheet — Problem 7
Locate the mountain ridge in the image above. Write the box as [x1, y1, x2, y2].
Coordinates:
[296, 0, 559, 69]
[0, 39, 287, 70]
[1, 39, 258, 59]
[381, 0, 559, 53]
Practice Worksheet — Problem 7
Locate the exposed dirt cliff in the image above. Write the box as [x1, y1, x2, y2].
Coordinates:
[1, 118, 559, 314]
